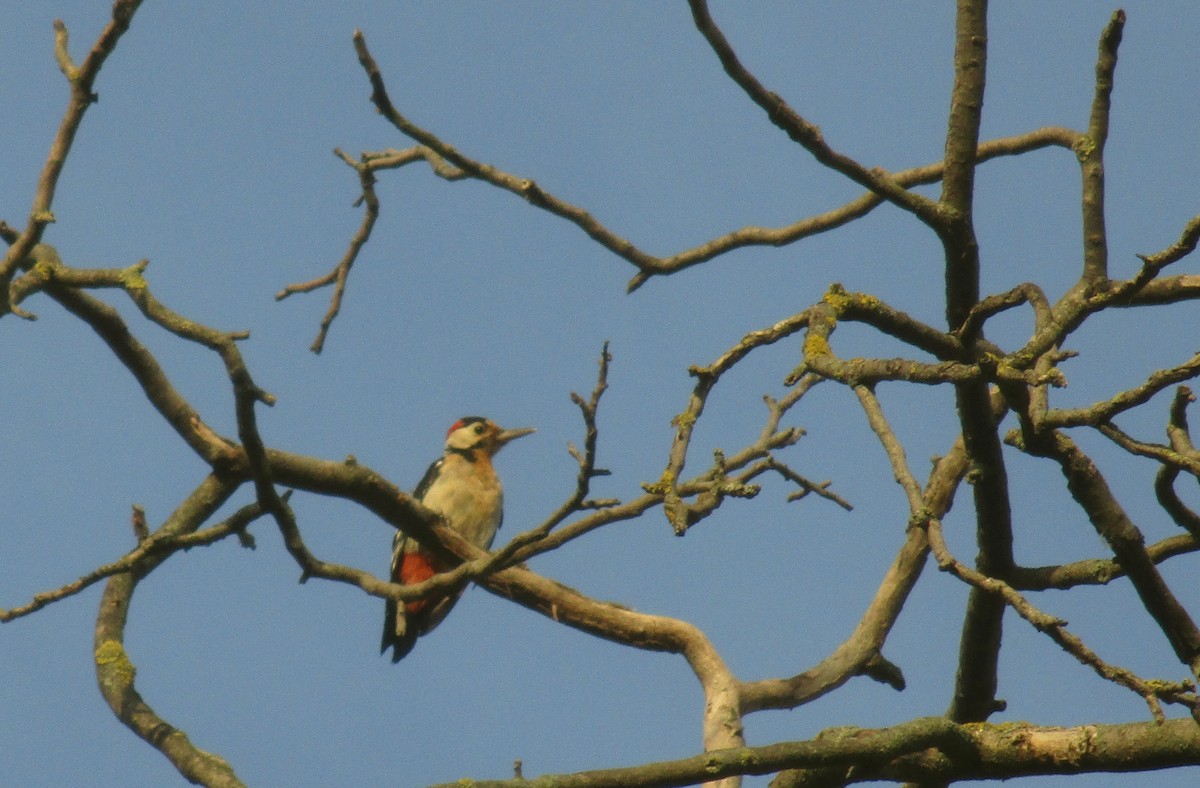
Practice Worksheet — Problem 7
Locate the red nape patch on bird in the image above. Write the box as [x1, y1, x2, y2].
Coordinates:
[399, 551, 445, 614]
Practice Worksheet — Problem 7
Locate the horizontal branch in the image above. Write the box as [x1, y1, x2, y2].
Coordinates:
[438, 716, 1200, 788]
[1040, 350, 1200, 429]
[1010, 533, 1200, 590]
[792, 717, 1200, 785]
[436, 716, 971, 788]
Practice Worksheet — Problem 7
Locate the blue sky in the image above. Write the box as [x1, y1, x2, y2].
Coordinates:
[2, 3, 1200, 786]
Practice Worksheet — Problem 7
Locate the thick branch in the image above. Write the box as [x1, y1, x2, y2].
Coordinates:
[440, 717, 1200, 788]
[1016, 430, 1200, 679]
[940, 0, 987, 329]
[438, 716, 970, 788]
[1078, 10, 1125, 283]
[946, 383, 1014, 723]
[940, 0, 987, 217]
[780, 717, 1200, 786]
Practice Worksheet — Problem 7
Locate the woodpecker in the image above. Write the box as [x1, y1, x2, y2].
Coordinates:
[381, 416, 534, 662]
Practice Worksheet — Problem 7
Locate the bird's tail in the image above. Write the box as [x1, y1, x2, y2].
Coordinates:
[381, 598, 418, 663]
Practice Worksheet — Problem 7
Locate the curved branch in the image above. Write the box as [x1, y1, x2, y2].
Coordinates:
[481, 560, 747, 764]
[94, 475, 247, 787]
[824, 283, 964, 360]
[740, 442, 963, 712]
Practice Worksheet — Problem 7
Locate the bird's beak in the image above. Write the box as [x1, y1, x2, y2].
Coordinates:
[496, 426, 536, 448]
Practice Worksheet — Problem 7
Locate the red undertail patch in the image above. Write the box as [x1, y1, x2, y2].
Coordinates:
[398, 551, 445, 614]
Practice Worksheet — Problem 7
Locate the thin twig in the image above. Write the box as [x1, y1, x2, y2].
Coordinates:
[1, 496, 267, 623]
[275, 148, 381, 353]
[687, 0, 941, 228]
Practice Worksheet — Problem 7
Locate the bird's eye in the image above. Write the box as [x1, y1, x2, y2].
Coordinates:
[474, 423, 486, 435]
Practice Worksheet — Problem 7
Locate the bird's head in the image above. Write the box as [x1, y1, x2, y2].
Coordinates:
[444, 417, 535, 458]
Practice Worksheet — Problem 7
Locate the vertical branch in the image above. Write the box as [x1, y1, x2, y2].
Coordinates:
[940, 0, 987, 326]
[1079, 10, 1126, 284]
[938, 0, 1018, 725]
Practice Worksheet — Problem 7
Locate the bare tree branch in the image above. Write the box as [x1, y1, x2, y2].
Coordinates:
[1039, 351, 1200, 429]
[313, 25, 1078, 320]
[275, 148, 381, 353]
[93, 475, 248, 788]
[1014, 429, 1200, 681]
[777, 717, 1200, 786]
[1078, 10, 1125, 284]
[8, 3, 1200, 786]
[1010, 532, 1200, 591]
[686, 0, 942, 227]
[740, 431, 967, 714]
[441, 717, 1200, 788]
[0, 495, 264, 623]
[940, 0, 1020, 728]
[0, 2, 143, 314]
